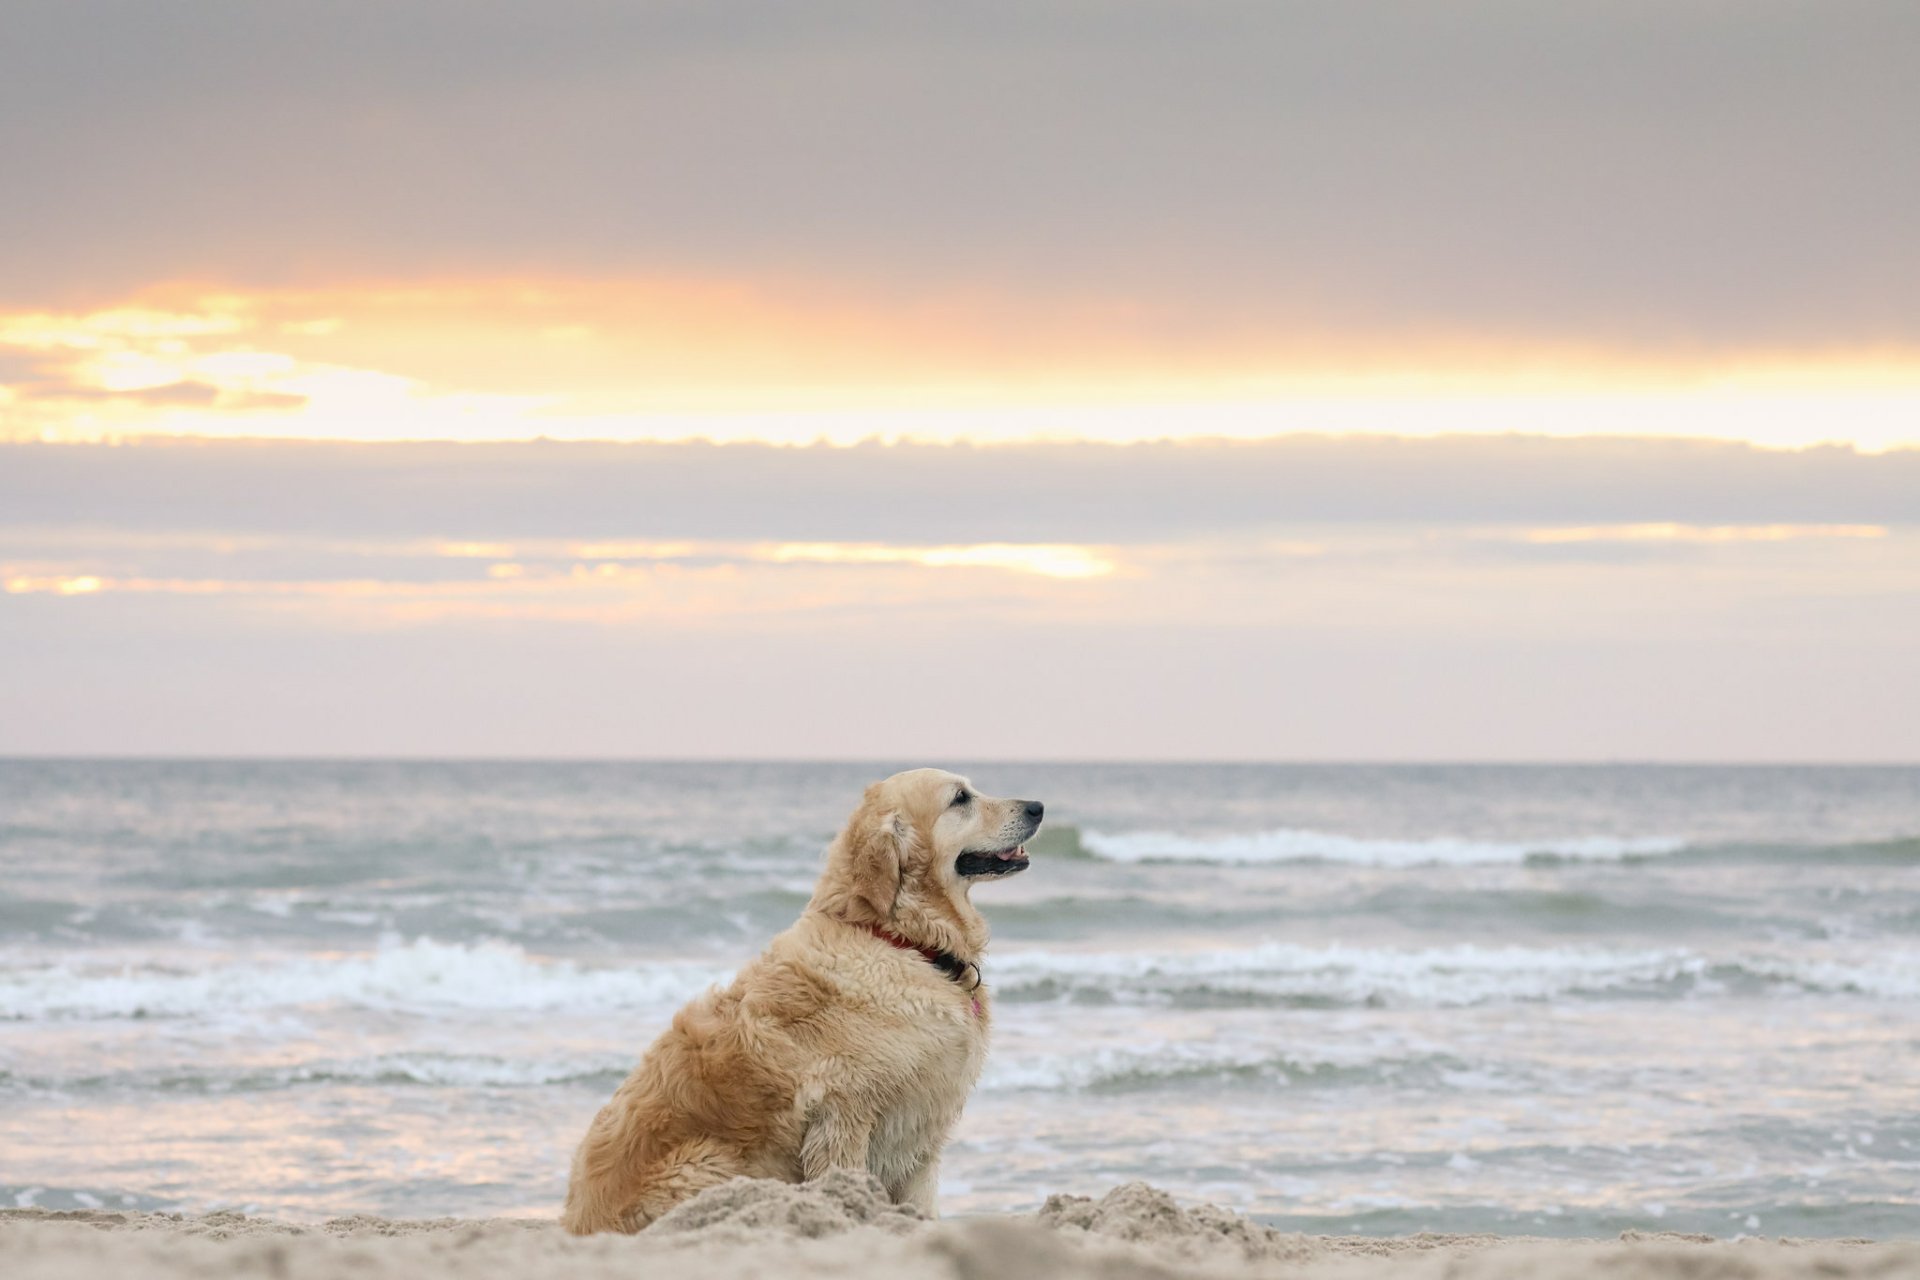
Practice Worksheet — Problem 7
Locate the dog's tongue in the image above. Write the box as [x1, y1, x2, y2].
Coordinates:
[996, 845, 1026, 861]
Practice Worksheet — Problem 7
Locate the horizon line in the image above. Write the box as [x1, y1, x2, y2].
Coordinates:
[4, 754, 1916, 769]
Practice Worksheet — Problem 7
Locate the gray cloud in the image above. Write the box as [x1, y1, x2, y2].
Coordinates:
[3, 437, 1916, 544]
[0, 354, 306, 408]
[4, 2, 1916, 347]
[0, 352, 223, 403]
[7, 436, 1917, 762]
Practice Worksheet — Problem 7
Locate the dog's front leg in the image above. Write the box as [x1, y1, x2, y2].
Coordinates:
[799, 1100, 874, 1180]
[894, 1155, 940, 1218]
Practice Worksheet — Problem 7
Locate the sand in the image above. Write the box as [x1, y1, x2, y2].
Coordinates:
[3, 1174, 1912, 1280]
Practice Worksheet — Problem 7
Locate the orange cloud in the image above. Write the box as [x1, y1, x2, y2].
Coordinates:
[6, 280, 1920, 448]
[0, 539, 1121, 611]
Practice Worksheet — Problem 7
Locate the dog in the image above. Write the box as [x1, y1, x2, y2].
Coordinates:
[560, 767, 1043, 1234]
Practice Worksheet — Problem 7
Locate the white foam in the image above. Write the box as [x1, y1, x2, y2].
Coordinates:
[0, 938, 728, 1022]
[183, 1052, 633, 1090]
[233, 1052, 631, 1090]
[6, 936, 1910, 1026]
[2, 1051, 635, 1095]
[1078, 828, 1688, 867]
[986, 1042, 1288, 1092]
[993, 941, 1920, 1007]
[1735, 950, 1920, 1000]
[993, 941, 1706, 1006]
[981, 1040, 1445, 1093]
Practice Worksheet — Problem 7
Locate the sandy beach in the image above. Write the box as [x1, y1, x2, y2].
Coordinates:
[3, 1175, 1912, 1280]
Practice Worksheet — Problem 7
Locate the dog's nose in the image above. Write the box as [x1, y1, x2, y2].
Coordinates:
[1022, 800, 1044, 821]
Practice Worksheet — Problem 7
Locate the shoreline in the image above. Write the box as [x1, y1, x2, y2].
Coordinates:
[4, 1176, 1910, 1280]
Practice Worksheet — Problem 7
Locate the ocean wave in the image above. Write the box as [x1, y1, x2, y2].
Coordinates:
[993, 942, 1920, 1007]
[1072, 827, 1920, 868]
[994, 942, 1702, 1006]
[1, 1052, 632, 1096]
[2, 1185, 171, 1213]
[5, 936, 1914, 1024]
[1076, 828, 1689, 867]
[0, 938, 728, 1022]
[982, 1044, 1488, 1094]
[2, 1042, 1473, 1100]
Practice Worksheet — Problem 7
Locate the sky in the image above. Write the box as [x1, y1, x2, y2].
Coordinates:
[3, 2, 1917, 759]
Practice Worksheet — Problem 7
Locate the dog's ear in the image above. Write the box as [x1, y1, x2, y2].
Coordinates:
[815, 786, 906, 925]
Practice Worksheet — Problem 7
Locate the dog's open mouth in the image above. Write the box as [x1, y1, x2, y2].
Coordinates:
[956, 844, 1029, 878]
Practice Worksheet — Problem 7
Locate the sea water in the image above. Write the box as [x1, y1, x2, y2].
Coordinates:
[1, 761, 1916, 1236]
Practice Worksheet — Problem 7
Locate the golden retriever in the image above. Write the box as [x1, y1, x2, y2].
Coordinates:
[560, 767, 1043, 1234]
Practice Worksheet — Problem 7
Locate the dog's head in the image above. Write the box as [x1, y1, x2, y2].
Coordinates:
[808, 768, 1044, 957]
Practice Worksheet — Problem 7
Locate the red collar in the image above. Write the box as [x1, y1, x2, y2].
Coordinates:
[861, 923, 982, 992]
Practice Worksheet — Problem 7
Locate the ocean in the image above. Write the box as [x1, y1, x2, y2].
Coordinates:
[2, 761, 1917, 1237]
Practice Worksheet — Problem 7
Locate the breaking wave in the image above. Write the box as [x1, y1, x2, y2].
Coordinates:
[5, 936, 1915, 1024]
[0, 938, 728, 1022]
[992, 941, 1920, 1007]
[982, 1044, 1491, 1094]
[1072, 828, 1920, 868]
[1076, 828, 1688, 867]
[0, 1052, 633, 1096]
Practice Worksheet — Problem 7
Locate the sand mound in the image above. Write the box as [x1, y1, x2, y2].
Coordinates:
[646, 1169, 926, 1240]
[1039, 1182, 1316, 1261]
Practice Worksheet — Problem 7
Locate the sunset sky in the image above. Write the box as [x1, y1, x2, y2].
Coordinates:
[4, 2, 1917, 759]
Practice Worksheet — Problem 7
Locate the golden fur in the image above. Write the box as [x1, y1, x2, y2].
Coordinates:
[560, 768, 1042, 1234]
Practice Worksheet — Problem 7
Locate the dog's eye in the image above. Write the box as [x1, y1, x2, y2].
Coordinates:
[950, 790, 970, 808]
